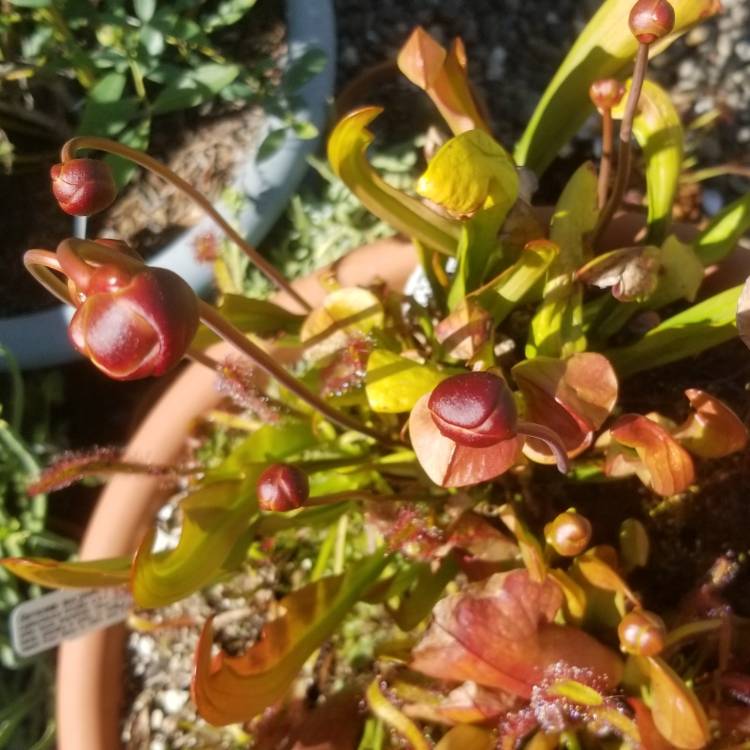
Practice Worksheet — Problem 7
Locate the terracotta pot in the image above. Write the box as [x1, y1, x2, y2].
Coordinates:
[55, 212, 748, 749]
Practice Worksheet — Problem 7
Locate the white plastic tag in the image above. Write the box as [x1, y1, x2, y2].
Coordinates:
[9, 587, 133, 658]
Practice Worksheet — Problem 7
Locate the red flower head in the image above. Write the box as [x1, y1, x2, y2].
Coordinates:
[428, 372, 518, 448]
[50, 158, 117, 217]
[410, 371, 569, 488]
[58, 240, 199, 380]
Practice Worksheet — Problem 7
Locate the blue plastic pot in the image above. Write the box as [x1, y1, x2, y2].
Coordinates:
[0, 0, 336, 371]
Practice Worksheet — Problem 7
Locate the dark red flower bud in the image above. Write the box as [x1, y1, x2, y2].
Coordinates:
[618, 609, 666, 656]
[628, 0, 675, 44]
[51, 158, 117, 216]
[589, 79, 626, 111]
[68, 266, 199, 380]
[256, 464, 309, 512]
[544, 510, 592, 557]
[427, 372, 517, 448]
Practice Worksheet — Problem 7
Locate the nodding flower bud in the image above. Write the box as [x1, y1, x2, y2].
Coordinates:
[544, 510, 592, 557]
[63, 246, 199, 379]
[618, 609, 666, 656]
[256, 464, 310, 512]
[589, 79, 626, 111]
[50, 158, 117, 217]
[628, 0, 675, 44]
[428, 372, 517, 448]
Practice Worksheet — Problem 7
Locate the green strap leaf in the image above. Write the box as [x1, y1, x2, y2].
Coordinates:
[514, 0, 720, 175]
[527, 163, 598, 357]
[605, 284, 742, 377]
[0, 556, 131, 588]
[447, 208, 506, 309]
[387, 556, 459, 631]
[474, 239, 559, 324]
[693, 191, 750, 266]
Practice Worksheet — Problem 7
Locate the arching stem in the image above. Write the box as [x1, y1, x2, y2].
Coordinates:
[306, 490, 436, 506]
[186, 348, 222, 371]
[517, 421, 570, 474]
[197, 301, 396, 447]
[23, 249, 73, 305]
[593, 42, 650, 246]
[597, 108, 614, 208]
[60, 136, 312, 312]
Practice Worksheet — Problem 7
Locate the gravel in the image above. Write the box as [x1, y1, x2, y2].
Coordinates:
[334, 0, 750, 202]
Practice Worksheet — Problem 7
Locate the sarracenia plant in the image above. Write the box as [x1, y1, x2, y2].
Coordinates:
[5, 0, 750, 747]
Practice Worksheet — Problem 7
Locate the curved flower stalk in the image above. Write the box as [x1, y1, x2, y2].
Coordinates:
[589, 79, 626, 208]
[512, 353, 619, 464]
[610, 78, 684, 244]
[53, 137, 311, 311]
[24, 238, 392, 444]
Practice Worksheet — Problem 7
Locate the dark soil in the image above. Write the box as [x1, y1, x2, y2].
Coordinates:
[521, 338, 750, 621]
[0, 167, 77, 315]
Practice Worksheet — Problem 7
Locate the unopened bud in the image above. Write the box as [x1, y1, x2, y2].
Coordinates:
[257, 464, 310, 512]
[428, 372, 517, 448]
[65, 247, 199, 380]
[544, 510, 592, 557]
[589, 79, 626, 111]
[618, 609, 666, 656]
[51, 158, 117, 217]
[628, 0, 675, 44]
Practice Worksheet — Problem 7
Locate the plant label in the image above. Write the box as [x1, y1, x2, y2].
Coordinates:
[9, 587, 133, 658]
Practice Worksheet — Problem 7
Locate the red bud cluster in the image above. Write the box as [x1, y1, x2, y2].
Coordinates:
[628, 0, 675, 44]
[428, 372, 517, 448]
[256, 464, 310, 512]
[51, 158, 117, 217]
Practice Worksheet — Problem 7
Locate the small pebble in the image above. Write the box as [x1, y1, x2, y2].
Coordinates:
[486, 46, 508, 81]
[151, 708, 164, 731]
[159, 689, 189, 714]
[702, 189, 724, 217]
